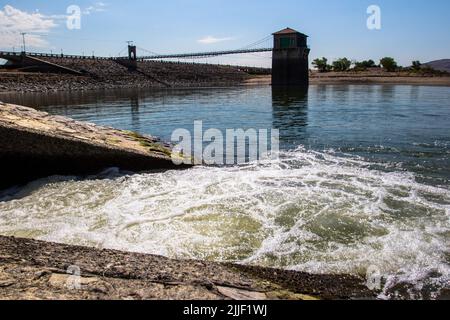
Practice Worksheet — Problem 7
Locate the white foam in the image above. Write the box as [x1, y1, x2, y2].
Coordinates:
[0, 147, 449, 296]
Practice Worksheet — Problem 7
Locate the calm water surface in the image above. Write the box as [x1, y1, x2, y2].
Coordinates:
[0, 85, 449, 298]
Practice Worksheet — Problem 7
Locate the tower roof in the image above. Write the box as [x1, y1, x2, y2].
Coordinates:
[273, 27, 308, 37]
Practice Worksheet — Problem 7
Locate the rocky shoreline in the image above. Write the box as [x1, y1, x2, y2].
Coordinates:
[0, 71, 249, 94]
[0, 58, 254, 93]
[1, 70, 450, 95]
[0, 236, 375, 300]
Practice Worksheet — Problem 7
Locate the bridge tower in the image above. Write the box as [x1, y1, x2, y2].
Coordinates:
[128, 45, 137, 61]
[272, 28, 310, 87]
[115, 44, 138, 70]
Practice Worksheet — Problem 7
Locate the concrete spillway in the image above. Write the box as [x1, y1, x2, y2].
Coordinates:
[0, 102, 185, 189]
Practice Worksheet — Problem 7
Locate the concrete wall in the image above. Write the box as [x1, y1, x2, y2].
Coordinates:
[272, 48, 309, 86]
[0, 125, 178, 189]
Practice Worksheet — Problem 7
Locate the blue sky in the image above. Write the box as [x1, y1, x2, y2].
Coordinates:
[1, 0, 449, 67]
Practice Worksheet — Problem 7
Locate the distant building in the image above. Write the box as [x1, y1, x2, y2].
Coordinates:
[272, 28, 310, 87]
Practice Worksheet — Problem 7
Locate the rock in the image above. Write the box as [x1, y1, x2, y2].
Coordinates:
[0, 235, 375, 300]
[0, 280, 15, 288]
[33, 270, 52, 280]
[216, 286, 267, 300]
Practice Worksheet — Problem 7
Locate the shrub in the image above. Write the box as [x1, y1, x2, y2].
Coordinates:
[312, 57, 332, 72]
[380, 57, 398, 72]
[332, 58, 352, 71]
[354, 59, 377, 70]
[411, 60, 422, 71]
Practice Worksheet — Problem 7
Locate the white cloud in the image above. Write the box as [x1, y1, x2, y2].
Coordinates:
[0, 5, 57, 49]
[83, 2, 108, 15]
[197, 36, 235, 44]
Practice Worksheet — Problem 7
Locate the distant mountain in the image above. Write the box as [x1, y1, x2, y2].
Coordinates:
[423, 59, 450, 72]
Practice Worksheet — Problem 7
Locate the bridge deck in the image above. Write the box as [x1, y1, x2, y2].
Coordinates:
[130, 48, 273, 60]
[1, 47, 273, 62]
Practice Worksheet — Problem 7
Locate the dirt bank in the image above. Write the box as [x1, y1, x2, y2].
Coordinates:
[244, 74, 450, 86]
[0, 236, 375, 300]
[311, 75, 450, 86]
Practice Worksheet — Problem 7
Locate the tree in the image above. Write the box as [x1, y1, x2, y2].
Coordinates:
[332, 58, 352, 71]
[380, 57, 398, 72]
[354, 59, 377, 70]
[411, 60, 422, 71]
[312, 57, 332, 72]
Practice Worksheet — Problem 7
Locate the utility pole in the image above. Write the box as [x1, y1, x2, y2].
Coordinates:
[20, 32, 26, 53]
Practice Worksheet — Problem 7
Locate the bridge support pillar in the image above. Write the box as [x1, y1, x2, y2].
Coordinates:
[272, 28, 310, 87]
[116, 45, 137, 70]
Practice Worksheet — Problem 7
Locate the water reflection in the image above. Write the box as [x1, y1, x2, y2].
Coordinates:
[130, 95, 140, 132]
[378, 85, 397, 103]
[272, 86, 309, 149]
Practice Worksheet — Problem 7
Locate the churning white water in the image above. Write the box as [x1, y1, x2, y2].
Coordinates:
[0, 147, 449, 297]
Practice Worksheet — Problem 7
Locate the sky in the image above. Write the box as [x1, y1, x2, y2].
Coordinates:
[0, 0, 449, 67]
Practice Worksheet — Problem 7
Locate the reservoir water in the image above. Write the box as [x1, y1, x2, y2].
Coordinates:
[0, 84, 449, 298]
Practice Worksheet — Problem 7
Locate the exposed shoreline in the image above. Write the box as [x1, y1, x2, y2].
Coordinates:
[0, 235, 375, 300]
[245, 74, 450, 87]
[1, 73, 449, 95]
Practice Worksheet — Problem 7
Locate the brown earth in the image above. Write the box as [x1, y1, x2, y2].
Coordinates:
[245, 73, 450, 86]
[310, 70, 450, 86]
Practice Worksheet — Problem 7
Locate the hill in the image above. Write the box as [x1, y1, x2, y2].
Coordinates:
[424, 59, 450, 72]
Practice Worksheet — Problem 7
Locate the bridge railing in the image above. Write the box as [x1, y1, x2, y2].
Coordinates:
[0, 51, 113, 60]
[117, 47, 273, 61]
[2, 46, 274, 61]
[2, 47, 274, 62]
[0, 51, 22, 57]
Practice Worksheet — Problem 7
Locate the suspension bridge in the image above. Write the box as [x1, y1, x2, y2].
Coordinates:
[1, 35, 274, 62]
[0, 28, 310, 86]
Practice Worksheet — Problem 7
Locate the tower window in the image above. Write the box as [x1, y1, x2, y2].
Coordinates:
[279, 37, 294, 48]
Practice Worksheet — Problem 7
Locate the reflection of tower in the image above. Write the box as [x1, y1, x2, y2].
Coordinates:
[130, 95, 140, 132]
[272, 28, 310, 87]
[272, 87, 309, 149]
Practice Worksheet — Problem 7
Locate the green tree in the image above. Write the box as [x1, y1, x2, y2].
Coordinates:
[312, 57, 332, 72]
[380, 57, 398, 72]
[354, 59, 377, 70]
[332, 58, 352, 71]
[411, 60, 422, 71]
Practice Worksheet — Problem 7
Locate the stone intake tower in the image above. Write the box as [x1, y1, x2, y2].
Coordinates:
[272, 28, 310, 87]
